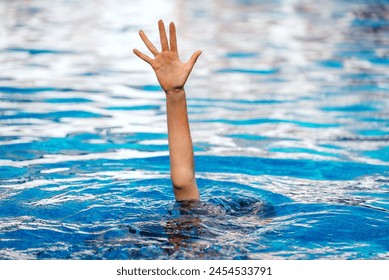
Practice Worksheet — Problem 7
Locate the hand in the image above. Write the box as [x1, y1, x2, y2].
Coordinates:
[133, 20, 202, 94]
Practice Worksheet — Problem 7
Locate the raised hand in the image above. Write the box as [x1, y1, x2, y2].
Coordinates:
[133, 20, 202, 94]
[132, 20, 200, 201]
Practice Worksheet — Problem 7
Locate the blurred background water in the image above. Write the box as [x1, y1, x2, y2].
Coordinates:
[0, 0, 388, 259]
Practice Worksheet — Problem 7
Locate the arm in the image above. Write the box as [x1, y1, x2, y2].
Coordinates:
[133, 20, 201, 201]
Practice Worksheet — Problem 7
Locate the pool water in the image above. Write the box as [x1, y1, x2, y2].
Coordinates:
[0, 0, 388, 259]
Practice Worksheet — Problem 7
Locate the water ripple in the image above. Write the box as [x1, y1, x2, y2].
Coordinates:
[1, 0, 388, 259]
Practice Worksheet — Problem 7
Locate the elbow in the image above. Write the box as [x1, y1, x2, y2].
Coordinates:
[170, 169, 199, 201]
[170, 167, 195, 188]
[171, 173, 195, 191]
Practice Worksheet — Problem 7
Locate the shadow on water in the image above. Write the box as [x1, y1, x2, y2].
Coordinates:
[84, 179, 285, 260]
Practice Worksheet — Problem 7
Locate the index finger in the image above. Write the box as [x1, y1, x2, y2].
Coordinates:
[139, 30, 159, 56]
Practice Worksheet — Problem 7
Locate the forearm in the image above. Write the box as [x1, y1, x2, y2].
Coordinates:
[166, 88, 199, 201]
[134, 20, 201, 201]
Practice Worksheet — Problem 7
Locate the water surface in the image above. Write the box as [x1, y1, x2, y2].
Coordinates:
[0, 0, 388, 259]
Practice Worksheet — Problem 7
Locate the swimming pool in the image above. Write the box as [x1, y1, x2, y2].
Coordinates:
[0, 0, 388, 259]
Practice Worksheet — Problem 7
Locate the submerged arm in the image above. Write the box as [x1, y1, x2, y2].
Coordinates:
[133, 20, 201, 201]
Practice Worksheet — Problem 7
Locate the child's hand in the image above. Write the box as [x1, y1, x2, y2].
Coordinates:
[133, 20, 202, 94]
[133, 20, 200, 201]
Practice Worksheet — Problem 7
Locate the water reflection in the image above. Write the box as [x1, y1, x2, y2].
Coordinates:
[165, 208, 203, 255]
[112, 193, 275, 259]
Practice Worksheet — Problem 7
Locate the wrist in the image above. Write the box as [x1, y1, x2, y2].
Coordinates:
[165, 87, 185, 96]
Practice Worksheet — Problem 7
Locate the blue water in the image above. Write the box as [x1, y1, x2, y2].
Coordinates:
[0, 0, 388, 259]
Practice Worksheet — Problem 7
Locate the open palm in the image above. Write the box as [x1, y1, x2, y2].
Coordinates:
[133, 20, 202, 93]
